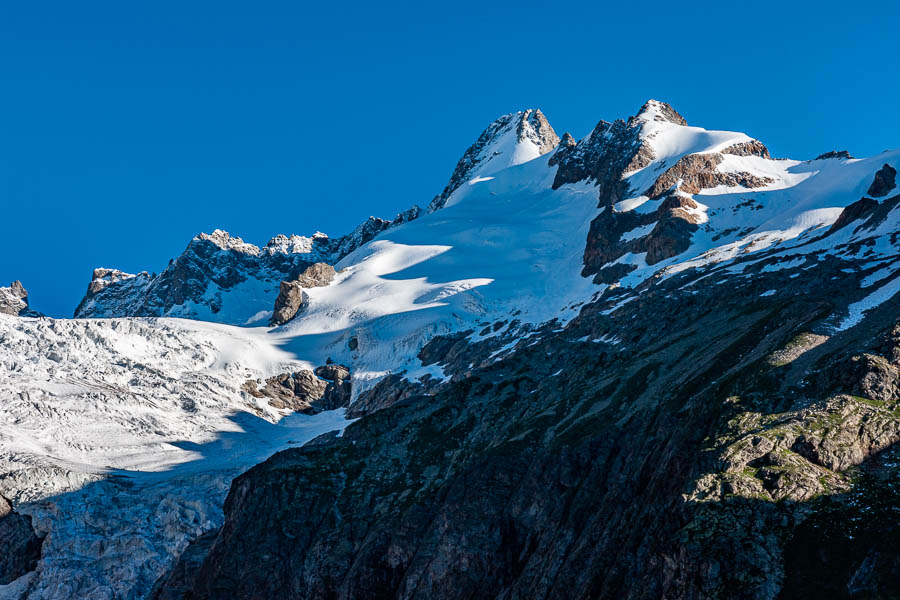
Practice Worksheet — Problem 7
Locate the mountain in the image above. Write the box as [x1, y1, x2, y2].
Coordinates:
[1, 101, 899, 599]
[73, 110, 561, 325]
[73, 207, 419, 323]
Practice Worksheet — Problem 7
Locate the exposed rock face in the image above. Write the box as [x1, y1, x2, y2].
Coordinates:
[551, 101, 779, 279]
[815, 150, 854, 160]
[0, 281, 28, 316]
[0, 281, 41, 317]
[549, 116, 646, 194]
[0, 494, 43, 584]
[867, 163, 897, 197]
[293, 262, 337, 288]
[829, 197, 880, 233]
[270, 281, 310, 326]
[242, 364, 351, 414]
[167, 233, 900, 599]
[722, 139, 772, 158]
[579, 191, 706, 281]
[428, 109, 559, 212]
[74, 230, 313, 320]
[270, 263, 336, 326]
[644, 152, 774, 198]
[85, 267, 141, 295]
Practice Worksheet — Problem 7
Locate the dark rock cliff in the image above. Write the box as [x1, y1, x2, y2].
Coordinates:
[0, 494, 43, 584]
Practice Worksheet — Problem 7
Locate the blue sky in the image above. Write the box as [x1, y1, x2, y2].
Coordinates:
[2, 0, 898, 317]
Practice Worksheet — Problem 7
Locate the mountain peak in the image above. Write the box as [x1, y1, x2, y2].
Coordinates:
[634, 99, 688, 126]
[194, 229, 260, 255]
[428, 109, 560, 212]
[515, 109, 560, 155]
[0, 280, 42, 317]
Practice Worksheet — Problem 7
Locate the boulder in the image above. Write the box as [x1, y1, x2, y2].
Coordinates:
[270, 263, 336, 326]
[243, 364, 352, 414]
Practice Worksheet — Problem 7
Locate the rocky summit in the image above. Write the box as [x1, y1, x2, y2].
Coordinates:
[0, 281, 42, 318]
[2, 100, 899, 600]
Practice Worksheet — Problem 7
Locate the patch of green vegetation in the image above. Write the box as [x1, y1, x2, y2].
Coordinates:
[849, 394, 886, 409]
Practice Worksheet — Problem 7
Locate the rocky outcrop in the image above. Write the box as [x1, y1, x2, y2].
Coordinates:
[579, 191, 706, 281]
[638, 98, 689, 126]
[644, 152, 774, 198]
[722, 139, 772, 158]
[270, 281, 310, 325]
[428, 110, 559, 212]
[270, 263, 336, 326]
[829, 196, 879, 233]
[0, 281, 41, 317]
[0, 494, 43, 584]
[549, 117, 647, 194]
[643, 195, 703, 264]
[815, 150, 854, 160]
[74, 230, 312, 320]
[550, 100, 774, 278]
[242, 363, 351, 413]
[867, 163, 897, 197]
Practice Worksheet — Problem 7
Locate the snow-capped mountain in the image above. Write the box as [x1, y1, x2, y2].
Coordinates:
[2, 100, 899, 599]
[73, 110, 561, 325]
[73, 207, 419, 323]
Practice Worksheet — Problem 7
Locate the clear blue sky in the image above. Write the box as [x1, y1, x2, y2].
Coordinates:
[2, 0, 898, 317]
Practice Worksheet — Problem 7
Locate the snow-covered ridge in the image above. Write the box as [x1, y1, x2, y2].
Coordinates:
[73, 207, 421, 323]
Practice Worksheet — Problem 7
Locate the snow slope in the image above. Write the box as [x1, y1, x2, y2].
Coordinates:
[271, 153, 605, 393]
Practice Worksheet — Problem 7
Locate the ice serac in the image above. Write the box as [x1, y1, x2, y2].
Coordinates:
[427, 109, 559, 212]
